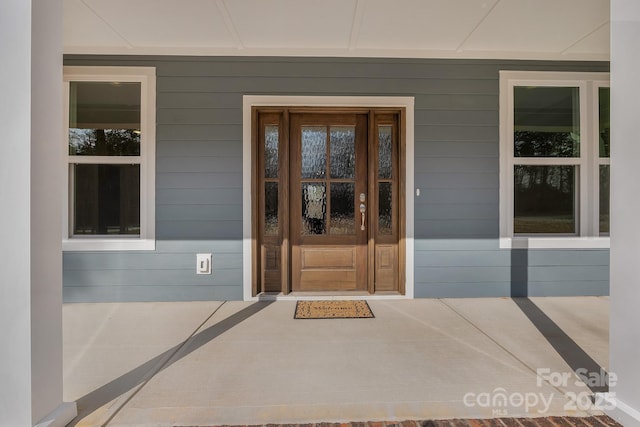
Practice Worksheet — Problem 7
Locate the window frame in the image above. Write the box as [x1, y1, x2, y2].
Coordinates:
[499, 71, 610, 249]
[62, 66, 156, 251]
[593, 82, 611, 237]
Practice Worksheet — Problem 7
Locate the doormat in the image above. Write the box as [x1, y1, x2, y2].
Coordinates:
[294, 300, 374, 319]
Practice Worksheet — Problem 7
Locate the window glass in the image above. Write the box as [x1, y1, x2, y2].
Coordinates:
[69, 82, 141, 156]
[598, 87, 610, 235]
[600, 165, 610, 234]
[514, 165, 576, 234]
[514, 87, 580, 157]
[378, 125, 393, 179]
[330, 182, 355, 235]
[330, 126, 355, 179]
[301, 126, 327, 179]
[599, 87, 610, 158]
[378, 182, 393, 234]
[264, 125, 279, 178]
[301, 183, 326, 235]
[264, 182, 278, 236]
[73, 164, 140, 235]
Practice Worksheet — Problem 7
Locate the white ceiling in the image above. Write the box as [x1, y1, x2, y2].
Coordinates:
[63, 0, 611, 60]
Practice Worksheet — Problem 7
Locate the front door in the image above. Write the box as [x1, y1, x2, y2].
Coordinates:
[253, 108, 404, 295]
[290, 113, 368, 291]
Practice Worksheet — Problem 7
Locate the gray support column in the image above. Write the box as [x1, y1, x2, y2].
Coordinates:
[608, 1, 640, 425]
[0, 0, 76, 425]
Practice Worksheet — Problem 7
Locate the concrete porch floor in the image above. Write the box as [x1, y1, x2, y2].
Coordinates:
[63, 297, 610, 426]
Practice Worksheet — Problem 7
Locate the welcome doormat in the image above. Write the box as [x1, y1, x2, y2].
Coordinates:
[294, 300, 374, 319]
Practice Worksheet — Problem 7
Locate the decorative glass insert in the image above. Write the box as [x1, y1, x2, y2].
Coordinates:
[69, 82, 141, 156]
[264, 182, 278, 235]
[73, 164, 140, 235]
[378, 125, 393, 179]
[600, 165, 610, 234]
[301, 126, 327, 179]
[514, 165, 576, 234]
[265, 125, 279, 178]
[330, 126, 355, 179]
[301, 183, 326, 235]
[514, 87, 580, 157]
[330, 182, 355, 235]
[599, 87, 610, 158]
[378, 182, 393, 234]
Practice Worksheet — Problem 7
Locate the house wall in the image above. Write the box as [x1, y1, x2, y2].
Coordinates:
[62, 56, 610, 302]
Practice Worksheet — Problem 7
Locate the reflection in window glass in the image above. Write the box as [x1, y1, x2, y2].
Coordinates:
[301, 183, 326, 235]
[600, 165, 610, 234]
[330, 183, 355, 235]
[599, 87, 610, 158]
[378, 182, 393, 234]
[69, 82, 141, 156]
[378, 126, 393, 179]
[514, 87, 580, 157]
[514, 165, 576, 234]
[265, 182, 278, 235]
[301, 127, 327, 179]
[73, 164, 140, 235]
[330, 126, 355, 179]
[265, 125, 279, 178]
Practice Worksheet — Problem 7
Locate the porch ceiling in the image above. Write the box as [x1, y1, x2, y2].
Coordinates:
[63, 0, 610, 61]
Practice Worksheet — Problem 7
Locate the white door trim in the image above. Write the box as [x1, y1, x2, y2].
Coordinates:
[242, 95, 415, 301]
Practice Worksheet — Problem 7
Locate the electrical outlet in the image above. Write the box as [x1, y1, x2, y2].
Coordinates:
[196, 253, 212, 275]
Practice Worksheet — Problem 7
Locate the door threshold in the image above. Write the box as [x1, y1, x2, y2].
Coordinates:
[255, 291, 407, 301]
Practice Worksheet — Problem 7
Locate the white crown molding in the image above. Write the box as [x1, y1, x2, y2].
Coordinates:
[63, 45, 610, 62]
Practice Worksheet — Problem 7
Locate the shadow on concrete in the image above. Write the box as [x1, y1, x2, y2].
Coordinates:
[509, 247, 608, 394]
[69, 301, 273, 426]
[513, 297, 608, 394]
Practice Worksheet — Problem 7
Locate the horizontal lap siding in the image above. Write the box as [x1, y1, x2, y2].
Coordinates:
[62, 56, 610, 301]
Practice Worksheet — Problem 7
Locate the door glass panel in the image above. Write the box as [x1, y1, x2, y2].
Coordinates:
[302, 183, 326, 235]
[600, 165, 610, 234]
[378, 182, 393, 234]
[264, 182, 278, 235]
[69, 82, 141, 156]
[514, 165, 576, 234]
[514, 86, 580, 157]
[301, 126, 327, 179]
[330, 126, 355, 179]
[599, 87, 610, 158]
[330, 182, 355, 235]
[265, 125, 279, 178]
[378, 125, 393, 179]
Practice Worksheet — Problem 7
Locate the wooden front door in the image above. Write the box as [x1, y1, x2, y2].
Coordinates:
[253, 108, 404, 295]
[290, 113, 368, 291]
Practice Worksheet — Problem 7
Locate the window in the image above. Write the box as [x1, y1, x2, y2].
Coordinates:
[63, 67, 156, 251]
[499, 71, 610, 248]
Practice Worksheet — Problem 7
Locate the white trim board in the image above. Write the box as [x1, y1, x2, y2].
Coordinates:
[63, 46, 610, 63]
[242, 95, 415, 301]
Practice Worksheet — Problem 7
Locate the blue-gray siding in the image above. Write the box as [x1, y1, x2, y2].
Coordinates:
[62, 56, 610, 302]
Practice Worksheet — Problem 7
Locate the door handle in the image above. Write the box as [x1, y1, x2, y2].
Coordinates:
[359, 203, 366, 230]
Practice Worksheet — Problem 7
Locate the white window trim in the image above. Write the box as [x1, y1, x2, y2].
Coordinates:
[242, 95, 415, 301]
[593, 81, 611, 239]
[62, 66, 156, 251]
[499, 71, 610, 249]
